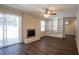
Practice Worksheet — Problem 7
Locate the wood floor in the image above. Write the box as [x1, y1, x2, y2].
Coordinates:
[0, 35, 78, 55]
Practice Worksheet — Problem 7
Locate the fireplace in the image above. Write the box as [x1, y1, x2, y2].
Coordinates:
[27, 29, 35, 38]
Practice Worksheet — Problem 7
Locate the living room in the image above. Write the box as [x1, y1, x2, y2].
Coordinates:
[0, 4, 79, 55]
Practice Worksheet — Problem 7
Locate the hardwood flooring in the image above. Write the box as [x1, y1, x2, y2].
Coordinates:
[0, 35, 78, 55]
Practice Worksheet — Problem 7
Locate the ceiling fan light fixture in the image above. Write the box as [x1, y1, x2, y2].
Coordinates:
[48, 10, 51, 14]
[43, 9, 56, 18]
[51, 13, 56, 15]
[44, 14, 49, 18]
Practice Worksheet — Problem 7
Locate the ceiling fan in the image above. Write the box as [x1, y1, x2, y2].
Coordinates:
[43, 9, 56, 18]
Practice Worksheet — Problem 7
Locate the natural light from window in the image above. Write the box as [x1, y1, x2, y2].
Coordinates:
[41, 20, 45, 31]
[46, 18, 58, 32]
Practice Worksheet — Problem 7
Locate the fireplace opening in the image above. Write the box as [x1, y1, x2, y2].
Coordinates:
[27, 29, 35, 38]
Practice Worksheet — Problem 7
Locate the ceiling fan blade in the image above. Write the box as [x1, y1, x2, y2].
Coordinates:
[51, 13, 56, 15]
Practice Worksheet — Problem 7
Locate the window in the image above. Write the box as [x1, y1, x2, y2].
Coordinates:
[41, 20, 45, 31]
[46, 18, 58, 32]
[52, 18, 58, 32]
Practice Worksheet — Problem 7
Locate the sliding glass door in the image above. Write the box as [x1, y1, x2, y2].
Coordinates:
[0, 13, 21, 47]
[6, 14, 20, 45]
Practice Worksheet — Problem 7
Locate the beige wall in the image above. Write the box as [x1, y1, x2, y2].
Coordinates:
[65, 18, 76, 35]
[23, 13, 41, 44]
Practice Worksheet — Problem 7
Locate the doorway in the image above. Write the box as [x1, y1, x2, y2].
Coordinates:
[64, 17, 76, 38]
[0, 12, 21, 48]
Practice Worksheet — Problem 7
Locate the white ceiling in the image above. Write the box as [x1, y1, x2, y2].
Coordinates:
[3, 4, 79, 17]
